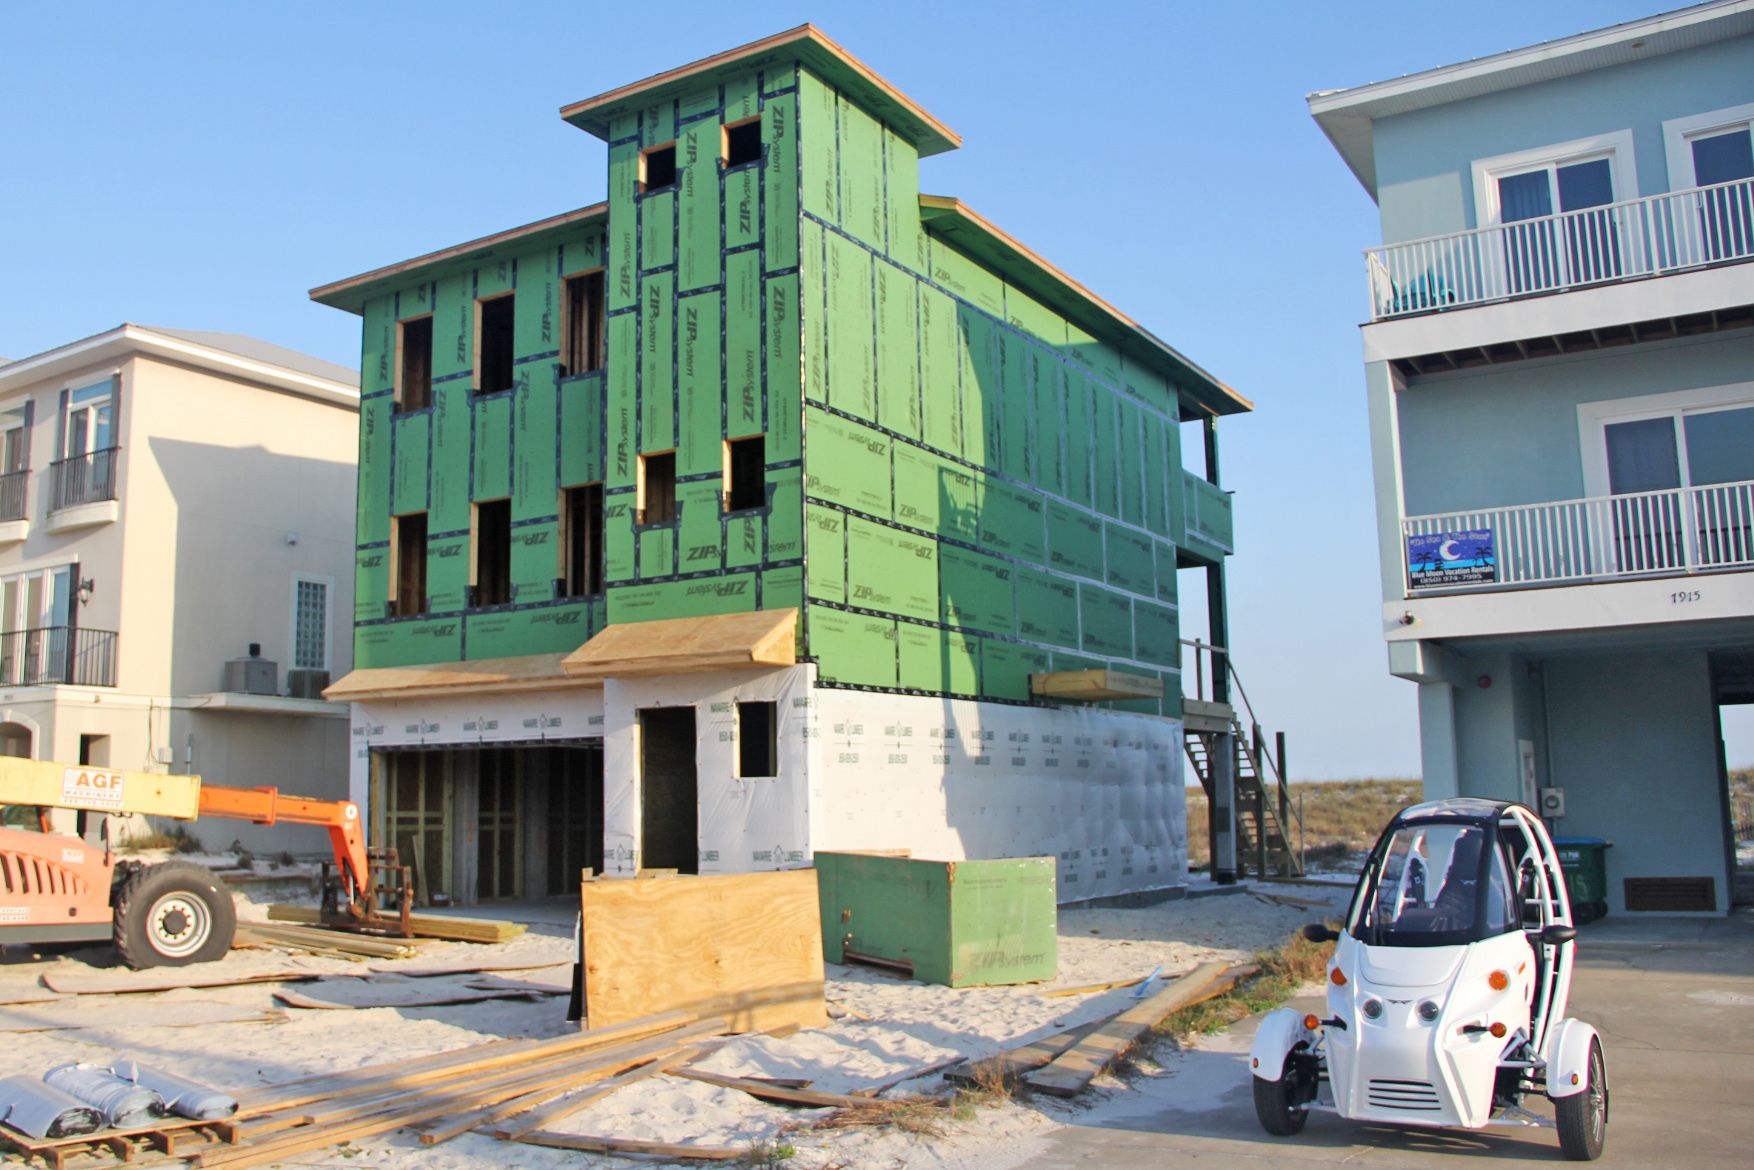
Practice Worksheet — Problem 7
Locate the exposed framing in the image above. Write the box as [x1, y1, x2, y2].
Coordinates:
[636, 450, 677, 525]
[557, 481, 605, 597]
[721, 432, 766, 513]
[560, 266, 607, 376]
[1662, 102, 1754, 190]
[720, 116, 762, 168]
[638, 141, 678, 193]
[393, 313, 433, 412]
[473, 291, 515, 395]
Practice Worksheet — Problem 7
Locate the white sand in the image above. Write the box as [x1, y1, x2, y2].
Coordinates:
[0, 882, 1353, 1169]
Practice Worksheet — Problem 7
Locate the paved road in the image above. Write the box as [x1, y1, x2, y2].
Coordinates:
[1013, 914, 1754, 1168]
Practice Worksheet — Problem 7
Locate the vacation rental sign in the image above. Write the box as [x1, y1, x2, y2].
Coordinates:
[1407, 530, 1497, 588]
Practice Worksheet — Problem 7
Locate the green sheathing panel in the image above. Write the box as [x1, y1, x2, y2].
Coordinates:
[352, 60, 811, 670]
[815, 852, 1056, 987]
[794, 67, 1187, 714]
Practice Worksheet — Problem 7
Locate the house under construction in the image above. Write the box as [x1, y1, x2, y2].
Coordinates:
[314, 26, 1262, 905]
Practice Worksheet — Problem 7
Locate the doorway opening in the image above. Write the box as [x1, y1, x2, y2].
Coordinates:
[639, 707, 698, 874]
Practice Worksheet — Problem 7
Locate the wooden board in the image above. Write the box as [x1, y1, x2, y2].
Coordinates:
[581, 870, 826, 1034]
[267, 904, 523, 943]
[366, 960, 571, 978]
[944, 1015, 1112, 1087]
[272, 985, 545, 1010]
[513, 1130, 742, 1161]
[42, 968, 336, 996]
[0, 1002, 283, 1032]
[560, 607, 797, 680]
[1024, 961, 1230, 1096]
[0, 1116, 238, 1170]
[670, 1069, 863, 1108]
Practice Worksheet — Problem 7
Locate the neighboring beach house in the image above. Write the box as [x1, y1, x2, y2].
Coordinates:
[1311, 1, 1754, 913]
[314, 26, 1275, 906]
[0, 324, 360, 852]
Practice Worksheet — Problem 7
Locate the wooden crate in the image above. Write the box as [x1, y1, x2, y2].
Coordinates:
[580, 870, 826, 1033]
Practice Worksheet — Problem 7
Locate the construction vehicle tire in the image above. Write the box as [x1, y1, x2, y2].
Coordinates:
[113, 862, 236, 968]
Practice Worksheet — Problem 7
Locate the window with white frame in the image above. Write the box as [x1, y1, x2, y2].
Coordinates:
[0, 404, 27, 474]
[1472, 132, 1637, 293]
[63, 379, 114, 459]
[1663, 103, 1754, 264]
[292, 577, 330, 671]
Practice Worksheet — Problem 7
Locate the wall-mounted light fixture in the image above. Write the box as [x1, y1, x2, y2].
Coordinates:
[77, 578, 95, 606]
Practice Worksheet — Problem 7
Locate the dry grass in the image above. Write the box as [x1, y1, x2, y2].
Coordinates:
[1153, 929, 1337, 1037]
[1188, 778, 1420, 869]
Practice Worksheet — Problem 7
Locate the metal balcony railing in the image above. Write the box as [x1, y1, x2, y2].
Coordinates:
[1402, 479, 1754, 592]
[1366, 176, 1754, 321]
[0, 469, 27, 522]
[49, 447, 119, 511]
[0, 626, 118, 687]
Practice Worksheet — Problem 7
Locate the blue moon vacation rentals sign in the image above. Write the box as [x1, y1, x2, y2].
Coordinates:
[1407, 529, 1497, 588]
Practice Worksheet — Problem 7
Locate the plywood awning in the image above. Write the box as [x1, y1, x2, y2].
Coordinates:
[1030, 668, 1164, 703]
[562, 608, 797, 681]
[323, 651, 596, 703]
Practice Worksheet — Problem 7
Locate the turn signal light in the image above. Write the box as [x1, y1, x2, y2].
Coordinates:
[1490, 1022, 1507, 1039]
[1488, 970, 1510, 991]
[1304, 1014, 1321, 1031]
[1330, 968, 1348, 986]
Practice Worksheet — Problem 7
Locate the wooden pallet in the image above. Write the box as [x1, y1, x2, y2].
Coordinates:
[0, 1117, 238, 1170]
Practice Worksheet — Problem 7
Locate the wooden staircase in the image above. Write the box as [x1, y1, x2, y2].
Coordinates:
[1181, 659, 1303, 879]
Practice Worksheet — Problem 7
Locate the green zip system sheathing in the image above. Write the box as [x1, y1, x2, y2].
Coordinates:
[333, 42, 1239, 726]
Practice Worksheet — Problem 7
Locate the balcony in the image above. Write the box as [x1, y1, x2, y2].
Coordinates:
[0, 469, 28, 544]
[1182, 471, 1234, 557]
[0, 626, 118, 687]
[46, 447, 120, 532]
[1402, 479, 1754, 594]
[1366, 177, 1754, 322]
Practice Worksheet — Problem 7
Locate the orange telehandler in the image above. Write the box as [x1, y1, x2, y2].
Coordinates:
[0, 758, 410, 967]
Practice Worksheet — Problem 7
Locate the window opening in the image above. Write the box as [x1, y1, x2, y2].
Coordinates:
[737, 701, 777, 778]
[293, 578, 329, 670]
[639, 451, 676, 525]
[563, 271, 606, 375]
[561, 484, 604, 597]
[476, 295, 515, 395]
[394, 513, 428, 616]
[722, 118, 762, 168]
[474, 499, 512, 607]
[397, 316, 433, 411]
[724, 434, 766, 512]
[640, 143, 677, 192]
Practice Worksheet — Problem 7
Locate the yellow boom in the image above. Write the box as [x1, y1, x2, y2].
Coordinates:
[0, 756, 201, 818]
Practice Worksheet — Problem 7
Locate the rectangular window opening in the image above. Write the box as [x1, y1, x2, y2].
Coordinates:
[722, 118, 762, 168]
[638, 451, 676, 525]
[563, 271, 606, 376]
[476, 295, 515, 395]
[397, 316, 433, 411]
[724, 434, 766, 512]
[393, 513, 428, 616]
[640, 143, 677, 193]
[561, 483, 604, 597]
[474, 499, 512, 607]
[737, 701, 777, 778]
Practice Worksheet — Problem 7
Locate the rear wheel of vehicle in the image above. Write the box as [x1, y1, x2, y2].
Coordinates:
[1253, 1051, 1310, 1136]
[113, 862, 236, 968]
[1554, 1037, 1608, 1161]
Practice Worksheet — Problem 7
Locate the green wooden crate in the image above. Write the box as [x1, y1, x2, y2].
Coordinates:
[815, 852, 1057, 987]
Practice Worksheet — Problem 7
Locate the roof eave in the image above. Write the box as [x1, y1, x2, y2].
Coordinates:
[310, 203, 609, 315]
[917, 195, 1251, 418]
[558, 23, 961, 158]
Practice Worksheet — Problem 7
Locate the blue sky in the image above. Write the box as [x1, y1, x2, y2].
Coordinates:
[6, 1, 1742, 775]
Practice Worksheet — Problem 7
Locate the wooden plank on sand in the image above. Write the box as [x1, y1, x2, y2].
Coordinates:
[580, 869, 826, 1033]
[513, 1130, 742, 1160]
[1024, 961, 1230, 1097]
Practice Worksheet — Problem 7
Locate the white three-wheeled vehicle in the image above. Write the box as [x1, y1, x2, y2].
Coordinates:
[1250, 799, 1609, 1160]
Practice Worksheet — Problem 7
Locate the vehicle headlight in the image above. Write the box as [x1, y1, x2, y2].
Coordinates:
[1417, 1000, 1440, 1023]
[1361, 997, 1383, 1021]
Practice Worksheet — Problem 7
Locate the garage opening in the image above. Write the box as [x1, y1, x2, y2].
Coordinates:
[639, 707, 698, 874]
[374, 742, 604, 904]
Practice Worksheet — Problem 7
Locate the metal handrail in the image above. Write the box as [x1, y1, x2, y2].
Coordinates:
[49, 447, 119, 510]
[0, 626, 118, 687]
[1365, 175, 1754, 320]
[0, 468, 27, 522]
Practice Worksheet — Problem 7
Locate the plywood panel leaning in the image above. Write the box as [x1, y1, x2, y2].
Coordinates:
[580, 869, 827, 1032]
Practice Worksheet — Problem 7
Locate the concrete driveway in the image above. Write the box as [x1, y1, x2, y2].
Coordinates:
[1014, 914, 1754, 1168]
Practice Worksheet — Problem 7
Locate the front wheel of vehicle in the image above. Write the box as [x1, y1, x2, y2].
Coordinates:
[1253, 1051, 1309, 1136]
[1554, 1037, 1608, 1161]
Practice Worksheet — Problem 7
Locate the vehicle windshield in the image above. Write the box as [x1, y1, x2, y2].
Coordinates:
[1350, 821, 1517, 947]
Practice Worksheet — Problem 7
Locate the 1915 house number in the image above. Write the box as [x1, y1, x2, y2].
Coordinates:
[1671, 590, 1702, 604]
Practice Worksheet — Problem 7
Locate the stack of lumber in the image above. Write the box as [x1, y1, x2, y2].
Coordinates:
[946, 961, 1260, 1096]
[266, 904, 524, 944]
[235, 922, 423, 960]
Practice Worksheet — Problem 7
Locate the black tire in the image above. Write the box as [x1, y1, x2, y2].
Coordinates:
[113, 862, 236, 968]
[1554, 1037, 1608, 1161]
[1253, 1050, 1310, 1136]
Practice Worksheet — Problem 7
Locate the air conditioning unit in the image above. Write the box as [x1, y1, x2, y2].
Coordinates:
[287, 669, 331, 700]
[222, 644, 277, 695]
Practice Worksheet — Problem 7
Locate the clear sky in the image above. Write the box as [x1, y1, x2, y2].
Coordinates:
[5, 0, 1744, 776]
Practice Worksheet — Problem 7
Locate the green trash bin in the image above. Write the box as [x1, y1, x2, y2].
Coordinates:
[1554, 837, 1612, 923]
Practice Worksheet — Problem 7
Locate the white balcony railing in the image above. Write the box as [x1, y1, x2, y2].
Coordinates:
[1366, 176, 1754, 321]
[1402, 480, 1754, 592]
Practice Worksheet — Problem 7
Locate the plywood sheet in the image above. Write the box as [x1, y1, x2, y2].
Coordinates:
[563, 606, 795, 680]
[580, 869, 826, 1033]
